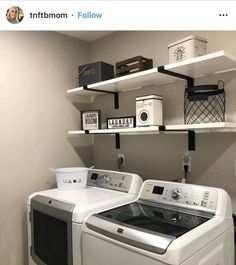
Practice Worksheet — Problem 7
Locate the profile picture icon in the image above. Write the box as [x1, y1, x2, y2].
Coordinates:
[6, 6, 24, 24]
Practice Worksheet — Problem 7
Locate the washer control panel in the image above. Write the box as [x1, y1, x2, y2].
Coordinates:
[87, 169, 132, 193]
[140, 180, 218, 212]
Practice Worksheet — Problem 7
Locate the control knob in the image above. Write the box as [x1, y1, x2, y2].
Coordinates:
[171, 188, 182, 200]
[101, 175, 111, 183]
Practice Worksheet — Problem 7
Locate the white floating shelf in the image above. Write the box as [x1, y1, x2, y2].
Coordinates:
[67, 68, 171, 96]
[68, 130, 87, 135]
[68, 123, 236, 136]
[68, 126, 160, 136]
[67, 51, 236, 97]
[165, 122, 236, 132]
[165, 51, 236, 77]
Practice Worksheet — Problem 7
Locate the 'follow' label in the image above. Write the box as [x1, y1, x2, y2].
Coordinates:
[78, 12, 103, 19]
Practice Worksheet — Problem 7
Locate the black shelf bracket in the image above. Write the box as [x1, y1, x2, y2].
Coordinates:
[83, 85, 119, 109]
[159, 126, 196, 151]
[115, 133, 120, 149]
[158, 66, 194, 88]
[83, 128, 194, 151]
[188, 130, 195, 151]
[157, 66, 195, 151]
[83, 130, 120, 149]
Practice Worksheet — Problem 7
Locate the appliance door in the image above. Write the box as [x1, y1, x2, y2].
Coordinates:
[82, 232, 166, 265]
[30, 195, 75, 265]
[85, 200, 211, 254]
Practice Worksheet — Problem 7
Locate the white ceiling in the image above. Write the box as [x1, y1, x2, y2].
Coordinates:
[58, 31, 114, 42]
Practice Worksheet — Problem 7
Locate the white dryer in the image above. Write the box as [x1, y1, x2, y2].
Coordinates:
[82, 180, 234, 265]
[27, 169, 143, 265]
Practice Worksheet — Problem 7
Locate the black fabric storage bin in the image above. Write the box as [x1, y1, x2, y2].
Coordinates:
[78, 61, 114, 87]
[184, 81, 226, 124]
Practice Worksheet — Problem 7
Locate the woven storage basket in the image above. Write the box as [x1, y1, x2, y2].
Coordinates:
[184, 81, 226, 124]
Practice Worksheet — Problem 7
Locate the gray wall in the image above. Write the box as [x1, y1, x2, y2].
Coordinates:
[88, 31, 236, 195]
[0, 32, 90, 265]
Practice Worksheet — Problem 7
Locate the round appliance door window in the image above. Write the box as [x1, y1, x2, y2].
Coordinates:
[139, 110, 149, 123]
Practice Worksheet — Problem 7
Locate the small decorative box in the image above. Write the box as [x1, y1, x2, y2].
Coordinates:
[168, 35, 207, 63]
[78, 61, 114, 87]
[115, 56, 153, 77]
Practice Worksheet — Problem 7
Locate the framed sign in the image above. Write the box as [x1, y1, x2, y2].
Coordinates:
[107, 116, 136, 129]
[81, 110, 101, 130]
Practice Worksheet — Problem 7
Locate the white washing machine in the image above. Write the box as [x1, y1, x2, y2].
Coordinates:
[26, 169, 143, 265]
[230, 195, 236, 264]
[82, 180, 234, 265]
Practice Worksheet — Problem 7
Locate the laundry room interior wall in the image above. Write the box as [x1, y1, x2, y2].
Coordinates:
[88, 31, 236, 195]
[0, 32, 90, 265]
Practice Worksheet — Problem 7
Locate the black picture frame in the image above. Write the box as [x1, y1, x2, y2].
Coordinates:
[81, 110, 101, 130]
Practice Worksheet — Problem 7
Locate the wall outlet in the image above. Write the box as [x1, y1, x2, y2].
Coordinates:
[117, 153, 125, 169]
[182, 154, 191, 172]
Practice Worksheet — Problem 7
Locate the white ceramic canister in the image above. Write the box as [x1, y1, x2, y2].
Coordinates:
[136, 95, 163, 127]
[168, 35, 207, 63]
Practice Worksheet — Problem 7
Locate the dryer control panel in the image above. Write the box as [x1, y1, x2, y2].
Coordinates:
[140, 180, 218, 213]
[87, 169, 133, 193]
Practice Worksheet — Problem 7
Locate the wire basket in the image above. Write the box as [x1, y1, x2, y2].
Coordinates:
[184, 81, 226, 124]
